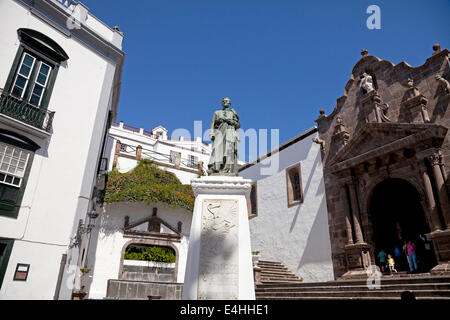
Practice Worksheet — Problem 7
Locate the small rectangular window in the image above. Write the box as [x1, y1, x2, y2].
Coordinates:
[119, 143, 127, 152]
[248, 182, 258, 218]
[170, 151, 181, 165]
[188, 155, 198, 168]
[286, 163, 303, 207]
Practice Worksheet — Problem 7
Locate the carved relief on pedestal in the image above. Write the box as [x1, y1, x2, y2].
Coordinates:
[401, 78, 430, 123]
[198, 199, 239, 300]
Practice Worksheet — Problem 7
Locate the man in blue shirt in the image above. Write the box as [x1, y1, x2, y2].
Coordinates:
[378, 249, 387, 272]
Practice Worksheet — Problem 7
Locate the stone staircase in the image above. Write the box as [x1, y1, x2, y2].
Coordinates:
[257, 260, 303, 283]
[255, 260, 450, 300]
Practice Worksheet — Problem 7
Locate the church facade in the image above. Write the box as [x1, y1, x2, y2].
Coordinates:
[315, 45, 450, 279]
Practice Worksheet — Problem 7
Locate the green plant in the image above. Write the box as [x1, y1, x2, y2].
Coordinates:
[124, 245, 176, 263]
[79, 268, 90, 274]
[104, 159, 195, 210]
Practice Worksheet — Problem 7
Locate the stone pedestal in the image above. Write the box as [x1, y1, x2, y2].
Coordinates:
[428, 229, 450, 275]
[182, 176, 255, 300]
[401, 94, 430, 123]
[360, 90, 390, 123]
[340, 242, 372, 279]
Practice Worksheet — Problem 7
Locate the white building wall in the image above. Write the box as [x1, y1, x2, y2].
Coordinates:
[108, 123, 211, 184]
[0, 0, 123, 299]
[87, 202, 192, 299]
[240, 130, 334, 283]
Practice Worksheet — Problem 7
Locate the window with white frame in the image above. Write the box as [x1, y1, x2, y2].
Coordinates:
[0, 129, 39, 219]
[0, 143, 30, 188]
[11, 53, 35, 98]
[11, 52, 52, 107]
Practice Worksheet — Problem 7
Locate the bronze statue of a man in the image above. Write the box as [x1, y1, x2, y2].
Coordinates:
[207, 97, 240, 176]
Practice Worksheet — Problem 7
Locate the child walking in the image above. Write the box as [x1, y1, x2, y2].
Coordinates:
[387, 254, 398, 275]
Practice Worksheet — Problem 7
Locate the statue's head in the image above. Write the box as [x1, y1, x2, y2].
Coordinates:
[435, 74, 442, 81]
[407, 78, 414, 87]
[222, 97, 231, 109]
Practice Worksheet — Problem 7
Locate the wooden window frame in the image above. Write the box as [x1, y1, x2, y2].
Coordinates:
[11, 53, 36, 99]
[119, 143, 127, 153]
[4, 29, 69, 111]
[170, 151, 181, 165]
[0, 129, 39, 219]
[187, 155, 198, 168]
[286, 162, 303, 208]
[247, 182, 258, 219]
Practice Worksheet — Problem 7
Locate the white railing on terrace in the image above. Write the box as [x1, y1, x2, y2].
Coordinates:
[118, 145, 207, 173]
[55, 0, 76, 9]
[111, 122, 211, 149]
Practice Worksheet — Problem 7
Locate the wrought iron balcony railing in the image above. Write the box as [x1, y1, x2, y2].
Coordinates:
[0, 88, 55, 133]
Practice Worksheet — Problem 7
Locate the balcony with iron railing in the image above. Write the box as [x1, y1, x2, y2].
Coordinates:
[0, 88, 55, 133]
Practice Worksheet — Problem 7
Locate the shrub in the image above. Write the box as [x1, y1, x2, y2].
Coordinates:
[104, 159, 195, 210]
[124, 245, 176, 263]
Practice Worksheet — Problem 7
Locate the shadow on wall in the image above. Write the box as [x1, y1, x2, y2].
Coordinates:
[296, 196, 333, 280]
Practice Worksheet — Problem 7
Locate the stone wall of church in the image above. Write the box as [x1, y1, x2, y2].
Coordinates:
[315, 46, 450, 278]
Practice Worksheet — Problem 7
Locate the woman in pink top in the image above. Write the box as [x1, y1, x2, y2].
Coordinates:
[406, 241, 418, 272]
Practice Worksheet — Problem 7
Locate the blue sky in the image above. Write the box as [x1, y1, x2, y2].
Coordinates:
[83, 0, 449, 161]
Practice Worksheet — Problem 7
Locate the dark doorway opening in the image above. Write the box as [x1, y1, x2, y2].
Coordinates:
[0, 238, 14, 290]
[370, 178, 437, 273]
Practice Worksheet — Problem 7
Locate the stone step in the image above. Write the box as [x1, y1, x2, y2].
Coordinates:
[256, 282, 450, 293]
[255, 259, 450, 300]
[260, 279, 304, 284]
[260, 269, 295, 275]
[256, 289, 450, 298]
[260, 267, 292, 272]
[257, 275, 450, 289]
[261, 272, 298, 279]
[261, 275, 301, 281]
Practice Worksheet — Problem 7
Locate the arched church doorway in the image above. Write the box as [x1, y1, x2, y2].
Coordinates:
[369, 178, 437, 273]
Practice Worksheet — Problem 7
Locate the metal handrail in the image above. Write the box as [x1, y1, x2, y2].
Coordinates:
[0, 88, 55, 132]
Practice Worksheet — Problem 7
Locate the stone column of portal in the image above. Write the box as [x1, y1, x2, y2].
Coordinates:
[429, 153, 450, 228]
[342, 185, 354, 245]
[182, 176, 255, 300]
[347, 181, 365, 244]
[421, 167, 442, 232]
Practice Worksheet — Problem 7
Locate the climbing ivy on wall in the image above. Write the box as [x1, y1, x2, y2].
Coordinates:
[104, 159, 195, 210]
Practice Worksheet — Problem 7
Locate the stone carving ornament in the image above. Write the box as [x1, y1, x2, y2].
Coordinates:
[436, 75, 450, 94]
[360, 72, 375, 94]
[404, 78, 421, 100]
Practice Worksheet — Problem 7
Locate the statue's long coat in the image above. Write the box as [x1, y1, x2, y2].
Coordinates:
[208, 108, 240, 167]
